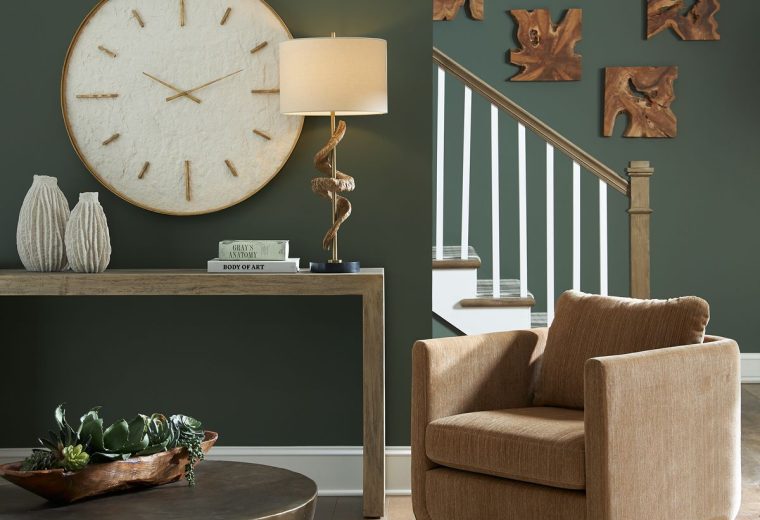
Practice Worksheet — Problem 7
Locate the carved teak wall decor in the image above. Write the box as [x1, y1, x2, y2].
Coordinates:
[647, 0, 720, 40]
[603, 67, 678, 138]
[509, 9, 582, 81]
[433, 0, 484, 21]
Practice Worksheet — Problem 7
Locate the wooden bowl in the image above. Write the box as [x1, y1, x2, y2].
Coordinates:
[0, 431, 218, 504]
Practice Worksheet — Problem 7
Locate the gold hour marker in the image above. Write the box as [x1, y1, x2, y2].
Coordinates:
[253, 129, 271, 141]
[102, 133, 120, 146]
[132, 9, 145, 28]
[180, 0, 186, 27]
[250, 42, 268, 54]
[220, 7, 232, 25]
[98, 45, 117, 58]
[251, 88, 280, 94]
[138, 162, 150, 179]
[225, 160, 239, 177]
[184, 161, 191, 201]
[77, 93, 119, 99]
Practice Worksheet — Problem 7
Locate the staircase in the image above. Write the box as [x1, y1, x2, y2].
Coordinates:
[433, 48, 654, 336]
[433, 246, 545, 334]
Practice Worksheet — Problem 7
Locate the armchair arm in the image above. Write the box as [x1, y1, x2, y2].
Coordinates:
[584, 336, 741, 520]
[411, 329, 547, 520]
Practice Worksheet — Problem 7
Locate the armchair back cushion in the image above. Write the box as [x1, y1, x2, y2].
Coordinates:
[533, 291, 709, 409]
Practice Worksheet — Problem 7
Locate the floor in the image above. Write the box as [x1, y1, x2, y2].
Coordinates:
[313, 496, 413, 520]
[318, 384, 760, 520]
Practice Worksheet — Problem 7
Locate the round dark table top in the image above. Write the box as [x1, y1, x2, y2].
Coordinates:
[0, 461, 317, 520]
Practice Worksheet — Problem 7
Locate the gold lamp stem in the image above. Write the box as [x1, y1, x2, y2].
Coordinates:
[328, 30, 340, 264]
[330, 111, 339, 264]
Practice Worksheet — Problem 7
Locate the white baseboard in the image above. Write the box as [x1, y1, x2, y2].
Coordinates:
[0, 446, 412, 497]
[743, 353, 760, 383]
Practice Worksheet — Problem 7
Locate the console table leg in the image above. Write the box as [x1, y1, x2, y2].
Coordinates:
[363, 279, 385, 518]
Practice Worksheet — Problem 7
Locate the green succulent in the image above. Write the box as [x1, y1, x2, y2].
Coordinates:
[61, 445, 89, 472]
[21, 449, 58, 471]
[21, 404, 91, 472]
[170, 415, 205, 486]
[38, 404, 81, 461]
[171, 415, 204, 444]
[79, 409, 150, 462]
[135, 414, 178, 456]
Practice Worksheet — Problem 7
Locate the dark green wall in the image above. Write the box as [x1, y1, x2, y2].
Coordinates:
[434, 1, 759, 349]
[0, 1, 431, 447]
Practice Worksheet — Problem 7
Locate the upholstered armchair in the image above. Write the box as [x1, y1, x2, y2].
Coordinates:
[412, 291, 741, 520]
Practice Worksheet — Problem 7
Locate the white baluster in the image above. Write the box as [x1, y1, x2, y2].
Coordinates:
[436, 67, 445, 261]
[461, 86, 472, 260]
[546, 144, 555, 324]
[573, 161, 581, 291]
[518, 123, 528, 299]
[491, 105, 500, 298]
[599, 180, 609, 296]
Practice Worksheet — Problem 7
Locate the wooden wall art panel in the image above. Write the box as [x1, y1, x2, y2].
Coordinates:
[508, 9, 582, 81]
[647, 0, 720, 40]
[433, 0, 484, 21]
[603, 66, 678, 138]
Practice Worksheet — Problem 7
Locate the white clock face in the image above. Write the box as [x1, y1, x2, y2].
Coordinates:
[62, 0, 303, 215]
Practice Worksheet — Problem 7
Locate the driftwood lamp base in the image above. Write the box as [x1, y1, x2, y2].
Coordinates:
[310, 115, 359, 273]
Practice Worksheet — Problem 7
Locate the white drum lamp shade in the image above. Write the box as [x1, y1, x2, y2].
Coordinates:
[279, 38, 388, 116]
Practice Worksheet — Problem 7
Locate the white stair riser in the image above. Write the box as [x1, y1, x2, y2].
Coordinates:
[433, 269, 477, 304]
[440, 307, 532, 335]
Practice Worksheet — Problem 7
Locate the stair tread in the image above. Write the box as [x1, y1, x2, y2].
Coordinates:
[458, 279, 535, 308]
[432, 246, 481, 269]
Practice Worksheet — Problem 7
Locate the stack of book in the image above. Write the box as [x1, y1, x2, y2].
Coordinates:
[207, 240, 300, 273]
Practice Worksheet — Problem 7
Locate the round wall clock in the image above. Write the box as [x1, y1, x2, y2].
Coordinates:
[62, 0, 303, 216]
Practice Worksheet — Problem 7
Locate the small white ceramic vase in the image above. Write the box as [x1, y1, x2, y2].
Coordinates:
[17, 175, 71, 272]
[65, 193, 112, 273]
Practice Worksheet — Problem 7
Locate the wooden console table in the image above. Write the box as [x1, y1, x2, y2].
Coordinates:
[0, 269, 386, 519]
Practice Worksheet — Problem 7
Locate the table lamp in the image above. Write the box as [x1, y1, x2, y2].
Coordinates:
[280, 34, 388, 273]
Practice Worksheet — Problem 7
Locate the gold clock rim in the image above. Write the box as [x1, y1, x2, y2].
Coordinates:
[60, 0, 305, 217]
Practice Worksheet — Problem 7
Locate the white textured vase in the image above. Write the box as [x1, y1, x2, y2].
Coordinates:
[17, 175, 70, 272]
[65, 193, 112, 273]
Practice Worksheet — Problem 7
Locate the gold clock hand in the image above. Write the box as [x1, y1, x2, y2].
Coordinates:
[143, 72, 202, 104]
[165, 69, 244, 102]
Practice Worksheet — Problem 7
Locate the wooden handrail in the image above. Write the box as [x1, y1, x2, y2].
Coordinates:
[433, 47, 629, 195]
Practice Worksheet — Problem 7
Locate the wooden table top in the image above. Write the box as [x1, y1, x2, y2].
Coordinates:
[0, 461, 317, 519]
[0, 268, 384, 297]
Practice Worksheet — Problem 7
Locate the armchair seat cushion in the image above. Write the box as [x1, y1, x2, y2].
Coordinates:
[425, 407, 585, 490]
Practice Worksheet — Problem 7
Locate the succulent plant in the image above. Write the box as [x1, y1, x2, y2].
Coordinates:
[79, 409, 150, 462]
[61, 445, 89, 472]
[171, 415, 204, 443]
[135, 414, 178, 456]
[37, 404, 81, 461]
[20, 405, 206, 485]
[170, 415, 205, 486]
[20, 449, 58, 471]
[21, 404, 90, 472]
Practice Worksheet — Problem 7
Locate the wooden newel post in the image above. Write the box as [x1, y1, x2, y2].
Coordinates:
[627, 161, 654, 299]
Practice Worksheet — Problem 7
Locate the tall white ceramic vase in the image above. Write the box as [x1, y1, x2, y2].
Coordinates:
[16, 175, 70, 272]
[65, 193, 112, 273]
